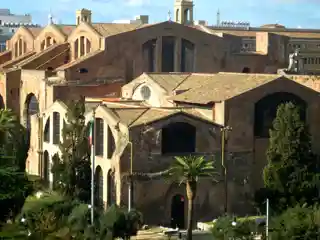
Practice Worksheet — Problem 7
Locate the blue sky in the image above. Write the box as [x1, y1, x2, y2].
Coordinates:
[2, 0, 320, 29]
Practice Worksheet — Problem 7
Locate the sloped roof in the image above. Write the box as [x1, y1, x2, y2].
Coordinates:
[91, 23, 149, 37]
[26, 27, 44, 37]
[169, 73, 284, 104]
[0, 51, 36, 69]
[109, 107, 215, 127]
[55, 24, 77, 36]
[145, 73, 191, 92]
[56, 50, 102, 70]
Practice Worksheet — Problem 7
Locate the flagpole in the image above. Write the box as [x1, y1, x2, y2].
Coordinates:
[91, 109, 96, 225]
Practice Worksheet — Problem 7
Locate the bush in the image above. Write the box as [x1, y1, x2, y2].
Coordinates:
[211, 216, 259, 240]
[270, 204, 320, 240]
[17, 192, 78, 239]
[99, 205, 143, 240]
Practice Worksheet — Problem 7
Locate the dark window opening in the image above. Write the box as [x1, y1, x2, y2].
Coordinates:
[95, 118, 104, 156]
[43, 151, 50, 184]
[78, 67, 88, 73]
[95, 166, 103, 207]
[162, 36, 175, 72]
[161, 122, 196, 154]
[107, 126, 115, 159]
[254, 92, 306, 138]
[242, 67, 250, 73]
[181, 39, 195, 72]
[0, 95, 4, 108]
[107, 170, 116, 206]
[52, 112, 60, 144]
[47, 67, 53, 71]
[44, 117, 50, 143]
[143, 39, 156, 72]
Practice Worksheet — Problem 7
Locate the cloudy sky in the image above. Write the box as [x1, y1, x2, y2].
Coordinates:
[2, 0, 320, 28]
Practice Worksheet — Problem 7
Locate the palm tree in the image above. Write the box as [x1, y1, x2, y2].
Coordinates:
[167, 155, 218, 240]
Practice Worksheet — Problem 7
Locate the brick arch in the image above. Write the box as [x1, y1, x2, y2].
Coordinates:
[23, 93, 39, 145]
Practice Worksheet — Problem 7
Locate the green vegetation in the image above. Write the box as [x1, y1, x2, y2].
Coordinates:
[51, 96, 91, 203]
[0, 108, 32, 226]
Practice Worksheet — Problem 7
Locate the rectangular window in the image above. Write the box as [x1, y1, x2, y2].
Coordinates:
[162, 36, 175, 72]
[95, 118, 104, 156]
[52, 112, 60, 144]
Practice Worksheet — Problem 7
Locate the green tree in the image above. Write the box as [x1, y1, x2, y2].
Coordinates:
[0, 108, 31, 225]
[263, 102, 319, 211]
[167, 155, 218, 240]
[51, 97, 91, 203]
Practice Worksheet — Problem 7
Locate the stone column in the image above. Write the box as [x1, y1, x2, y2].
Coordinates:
[155, 37, 162, 72]
[174, 37, 181, 72]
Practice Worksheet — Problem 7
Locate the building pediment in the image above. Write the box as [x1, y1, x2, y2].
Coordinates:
[68, 21, 101, 42]
[36, 24, 66, 43]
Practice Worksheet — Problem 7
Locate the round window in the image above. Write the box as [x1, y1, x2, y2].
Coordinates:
[140, 86, 151, 100]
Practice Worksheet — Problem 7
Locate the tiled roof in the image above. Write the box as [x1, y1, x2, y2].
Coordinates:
[55, 24, 76, 36]
[145, 73, 191, 92]
[109, 107, 214, 127]
[91, 23, 149, 37]
[0, 51, 36, 69]
[56, 50, 102, 70]
[169, 73, 283, 104]
[26, 27, 44, 37]
[16, 43, 69, 68]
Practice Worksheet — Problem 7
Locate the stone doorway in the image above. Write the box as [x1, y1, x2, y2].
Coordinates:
[171, 194, 185, 229]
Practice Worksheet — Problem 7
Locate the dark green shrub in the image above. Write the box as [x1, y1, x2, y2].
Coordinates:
[211, 216, 256, 240]
[270, 205, 320, 240]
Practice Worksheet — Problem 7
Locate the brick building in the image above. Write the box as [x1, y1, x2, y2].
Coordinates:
[1, 0, 320, 227]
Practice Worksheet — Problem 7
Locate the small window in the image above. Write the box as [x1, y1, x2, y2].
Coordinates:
[78, 68, 88, 73]
[140, 86, 151, 100]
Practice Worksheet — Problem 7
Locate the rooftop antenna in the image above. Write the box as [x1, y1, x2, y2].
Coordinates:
[217, 9, 220, 26]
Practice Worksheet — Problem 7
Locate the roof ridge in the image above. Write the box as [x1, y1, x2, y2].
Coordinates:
[128, 108, 149, 127]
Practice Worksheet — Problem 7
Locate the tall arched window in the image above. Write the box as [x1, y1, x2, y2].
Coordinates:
[74, 39, 79, 59]
[44, 117, 50, 143]
[142, 39, 156, 72]
[181, 39, 195, 72]
[161, 122, 196, 154]
[52, 112, 61, 144]
[74, 37, 91, 59]
[18, 38, 23, 56]
[254, 92, 307, 138]
[95, 118, 104, 156]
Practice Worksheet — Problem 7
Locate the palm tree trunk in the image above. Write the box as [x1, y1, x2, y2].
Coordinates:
[186, 180, 196, 240]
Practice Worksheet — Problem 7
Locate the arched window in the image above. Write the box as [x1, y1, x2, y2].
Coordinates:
[161, 122, 196, 154]
[14, 42, 18, 57]
[162, 36, 175, 72]
[176, 9, 180, 22]
[107, 170, 116, 206]
[74, 37, 91, 59]
[86, 38, 91, 54]
[107, 126, 115, 159]
[142, 39, 156, 72]
[43, 151, 50, 183]
[254, 92, 307, 138]
[52, 112, 60, 144]
[95, 118, 104, 156]
[18, 38, 23, 56]
[181, 39, 194, 72]
[44, 117, 50, 143]
[80, 36, 85, 56]
[40, 40, 45, 50]
[184, 9, 190, 22]
[95, 166, 103, 207]
[74, 39, 79, 59]
[46, 36, 52, 48]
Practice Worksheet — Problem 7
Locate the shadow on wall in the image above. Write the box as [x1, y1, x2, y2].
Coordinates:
[0, 95, 4, 108]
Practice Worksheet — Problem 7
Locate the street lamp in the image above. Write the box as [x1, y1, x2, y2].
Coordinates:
[127, 141, 133, 212]
[221, 125, 232, 214]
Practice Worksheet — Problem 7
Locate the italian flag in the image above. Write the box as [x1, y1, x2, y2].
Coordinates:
[89, 119, 94, 146]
